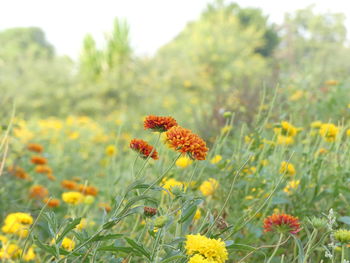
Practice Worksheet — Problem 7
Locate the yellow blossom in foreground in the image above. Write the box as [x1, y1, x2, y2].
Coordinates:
[61, 237, 75, 251]
[210, 155, 222, 164]
[176, 156, 193, 168]
[62, 192, 84, 205]
[279, 161, 296, 176]
[162, 178, 184, 194]
[24, 247, 36, 261]
[200, 178, 219, 196]
[284, 180, 300, 194]
[185, 234, 228, 263]
[76, 218, 88, 231]
[319, 123, 339, 142]
[2, 212, 33, 238]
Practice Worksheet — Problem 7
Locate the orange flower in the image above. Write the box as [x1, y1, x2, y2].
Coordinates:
[35, 165, 52, 174]
[29, 185, 49, 199]
[8, 165, 30, 180]
[61, 180, 77, 190]
[130, 139, 159, 160]
[46, 174, 56, 181]
[44, 198, 60, 208]
[165, 126, 208, 160]
[99, 203, 111, 213]
[78, 185, 99, 196]
[30, 156, 48, 165]
[144, 115, 178, 132]
[27, 143, 44, 153]
[263, 213, 301, 235]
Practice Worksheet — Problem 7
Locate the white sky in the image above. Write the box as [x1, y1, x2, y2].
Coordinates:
[1, 0, 349, 59]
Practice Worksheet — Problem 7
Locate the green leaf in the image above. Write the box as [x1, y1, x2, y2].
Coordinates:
[56, 218, 81, 244]
[90, 234, 123, 242]
[117, 195, 158, 217]
[33, 236, 57, 257]
[160, 255, 187, 262]
[291, 234, 305, 263]
[338, 216, 350, 225]
[124, 237, 151, 260]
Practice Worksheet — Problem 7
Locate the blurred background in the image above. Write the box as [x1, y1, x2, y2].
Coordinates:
[1, 0, 350, 138]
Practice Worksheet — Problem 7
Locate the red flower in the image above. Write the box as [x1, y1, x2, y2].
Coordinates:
[130, 139, 159, 160]
[263, 213, 301, 235]
[144, 115, 178, 132]
[165, 126, 208, 160]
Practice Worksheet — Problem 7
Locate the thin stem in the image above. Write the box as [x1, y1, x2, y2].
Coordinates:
[267, 233, 284, 263]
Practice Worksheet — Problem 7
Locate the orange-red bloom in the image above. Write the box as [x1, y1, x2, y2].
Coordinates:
[8, 165, 30, 180]
[35, 165, 52, 174]
[165, 126, 208, 160]
[44, 198, 60, 208]
[263, 213, 301, 235]
[144, 115, 178, 132]
[61, 180, 78, 190]
[27, 143, 44, 153]
[30, 156, 48, 165]
[99, 203, 111, 213]
[78, 185, 99, 196]
[130, 139, 159, 160]
[29, 185, 49, 199]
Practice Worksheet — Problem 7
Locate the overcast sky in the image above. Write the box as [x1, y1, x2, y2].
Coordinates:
[1, 0, 349, 59]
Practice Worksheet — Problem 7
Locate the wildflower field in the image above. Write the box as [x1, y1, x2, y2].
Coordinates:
[2, 1, 350, 262]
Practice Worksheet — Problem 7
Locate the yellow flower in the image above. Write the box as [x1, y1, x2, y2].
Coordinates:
[274, 121, 298, 137]
[0, 243, 21, 260]
[84, 195, 95, 205]
[277, 135, 294, 145]
[284, 180, 300, 194]
[68, 131, 80, 140]
[194, 209, 202, 220]
[1, 212, 33, 238]
[279, 161, 296, 176]
[24, 247, 36, 261]
[289, 90, 304, 101]
[310, 121, 322, 128]
[105, 145, 117, 156]
[319, 123, 339, 142]
[245, 195, 254, 200]
[162, 178, 184, 194]
[210, 155, 222, 164]
[61, 237, 75, 251]
[0, 235, 8, 244]
[346, 129, 350, 137]
[76, 218, 88, 231]
[221, 125, 232, 134]
[199, 178, 219, 196]
[176, 156, 193, 168]
[260, 159, 269, 166]
[185, 234, 228, 263]
[62, 192, 84, 205]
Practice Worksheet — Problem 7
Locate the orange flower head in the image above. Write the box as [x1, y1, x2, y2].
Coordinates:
[61, 180, 78, 190]
[27, 143, 44, 153]
[144, 115, 178, 132]
[78, 185, 99, 196]
[8, 165, 30, 180]
[29, 185, 49, 199]
[165, 126, 208, 160]
[44, 198, 60, 208]
[35, 165, 52, 174]
[263, 213, 301, 235]
[46, 174, 56, 181]
[99, 203, 111, 213]
[130, 139, 159, 160]
[30, 156, 48, 165]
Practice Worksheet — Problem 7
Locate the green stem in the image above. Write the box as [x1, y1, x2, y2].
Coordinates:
[341, 244, 346, 263]
[267, 233, 284, 263]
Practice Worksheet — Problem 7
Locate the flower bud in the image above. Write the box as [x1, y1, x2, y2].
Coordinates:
[154, 216, 168, 228]
[144, 206, 157, 217]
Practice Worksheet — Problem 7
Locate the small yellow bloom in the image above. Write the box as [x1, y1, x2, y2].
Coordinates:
[310, 121, 322, 128]
[24, 247, 36, 261]
[76, 218, 88, 231]
[277, 135, 294, 145]
[210, 155, 222, 164]
[105, 145, 117, 156]
[199, 178, 219, 196]
[194, 209, 202, 220]
[61, 237, 75, 251]
[279, 161, 296, 176]
[319, 123, 339, 142]
[176, 156, 193, 168]
[284, 180, 300, 194]
[289, 90, 304, 101]
[62, 192, 84, 205]
[221, 125, 232, 134]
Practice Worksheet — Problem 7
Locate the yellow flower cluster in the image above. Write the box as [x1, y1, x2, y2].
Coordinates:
[62, 191, 84, 205]
[279, 161, 296, 176]
[319, 123, 339, 142]
[274, 121, 299, 145]
[185, 234, 228, 263]
[162, 178, 184, 194]
[199, 178, 219, 196]
[284, 180, 300, 194]
[1, 212, 33, 238]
